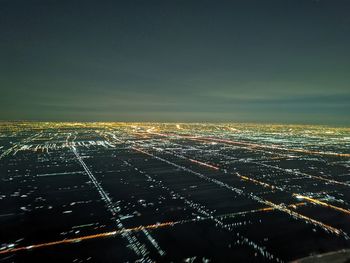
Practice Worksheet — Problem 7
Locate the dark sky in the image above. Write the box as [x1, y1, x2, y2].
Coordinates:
[1, 0, 349, 125]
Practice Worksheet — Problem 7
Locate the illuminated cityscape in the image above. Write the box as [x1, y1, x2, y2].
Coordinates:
[1, 1, 350, 261]
[0, 122, 349, 262]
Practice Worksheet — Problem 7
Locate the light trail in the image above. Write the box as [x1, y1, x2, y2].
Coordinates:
[263, 199, 345, 236]
[217, 202, 306, 218]
[294, 194, 350, 216]
[235, 172, 283, 191]
[188, 158, 220, 170]
[0, 222, 175, 256]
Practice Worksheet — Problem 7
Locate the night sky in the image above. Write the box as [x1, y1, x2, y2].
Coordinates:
[1, 0, 349, 125]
